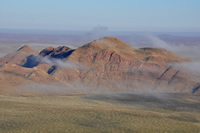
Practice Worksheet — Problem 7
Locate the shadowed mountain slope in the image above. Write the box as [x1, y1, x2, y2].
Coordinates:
[0, 45, 38, 66]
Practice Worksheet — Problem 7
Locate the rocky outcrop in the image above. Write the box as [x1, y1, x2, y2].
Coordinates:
[39, 46, 74, 59]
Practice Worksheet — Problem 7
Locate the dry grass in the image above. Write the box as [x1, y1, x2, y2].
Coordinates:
[0, 94, 200, 133]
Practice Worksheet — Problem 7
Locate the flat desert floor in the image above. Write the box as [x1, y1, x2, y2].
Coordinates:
[0, 93, 200, 133]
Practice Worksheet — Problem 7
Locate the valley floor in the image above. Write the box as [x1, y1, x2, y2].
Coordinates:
[0, 93, 200, 133]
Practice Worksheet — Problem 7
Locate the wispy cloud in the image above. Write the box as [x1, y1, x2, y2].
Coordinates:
[173, 62, 200, 79]
[23, 54, 86, 70]
[145, 34, 173, 50]
[40, 56, 86, 70]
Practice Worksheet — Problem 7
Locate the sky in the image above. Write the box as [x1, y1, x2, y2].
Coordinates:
[0, 0, 200, 32]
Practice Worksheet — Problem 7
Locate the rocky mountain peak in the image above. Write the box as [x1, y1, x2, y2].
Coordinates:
[17, 45, 38, 54]
[82, 37, 133, 50]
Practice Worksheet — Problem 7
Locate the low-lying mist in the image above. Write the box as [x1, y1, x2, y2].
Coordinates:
[40, 56, 86, 69]
[23, 54, 86, 70]
[145, 35, 200, 79]
[15, 82, 200, 112]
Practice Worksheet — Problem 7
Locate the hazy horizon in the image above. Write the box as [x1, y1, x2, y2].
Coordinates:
[1, 0, 200, 32]
[1, 28, 200, 36]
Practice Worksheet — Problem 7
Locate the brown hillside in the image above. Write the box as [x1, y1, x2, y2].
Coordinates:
[0, 45, 38, 66]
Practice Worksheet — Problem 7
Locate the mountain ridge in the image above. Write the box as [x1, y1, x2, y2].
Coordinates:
[0, 37, 199, 96]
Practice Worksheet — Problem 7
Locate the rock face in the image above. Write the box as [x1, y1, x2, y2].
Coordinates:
[39, 46, 74, 59]
[0, 37, 199, 95]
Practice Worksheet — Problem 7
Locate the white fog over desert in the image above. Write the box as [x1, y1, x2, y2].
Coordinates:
[0, 1, 200, 132]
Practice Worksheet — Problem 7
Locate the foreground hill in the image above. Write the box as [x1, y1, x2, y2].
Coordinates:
[0, 37, 199, 95]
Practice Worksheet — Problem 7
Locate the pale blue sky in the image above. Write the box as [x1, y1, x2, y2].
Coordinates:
[0, 0, 200, 32]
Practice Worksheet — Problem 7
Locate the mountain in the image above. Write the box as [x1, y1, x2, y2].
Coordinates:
[0, 45, 38, 66]
[0, 37, 199, 95]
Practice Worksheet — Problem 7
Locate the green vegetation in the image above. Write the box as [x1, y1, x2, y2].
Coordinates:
[0, 94, 200, 133]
